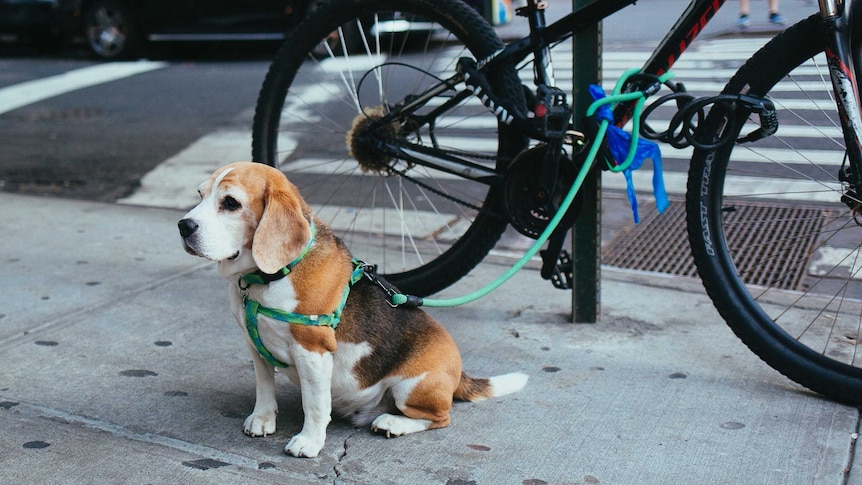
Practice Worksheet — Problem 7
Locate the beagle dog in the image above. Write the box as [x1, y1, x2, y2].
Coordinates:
[178, 162, 527, 458]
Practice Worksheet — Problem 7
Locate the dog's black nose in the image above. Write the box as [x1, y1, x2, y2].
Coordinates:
[178, 219, 199, 238]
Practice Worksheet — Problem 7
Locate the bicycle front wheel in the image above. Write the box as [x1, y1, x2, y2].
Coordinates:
[687, 15, 862, 402]
[252, 0, 526, 296]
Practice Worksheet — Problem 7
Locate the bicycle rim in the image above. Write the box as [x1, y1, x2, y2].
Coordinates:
[687, 15, 862, 402]
[252, 0, 526, 296]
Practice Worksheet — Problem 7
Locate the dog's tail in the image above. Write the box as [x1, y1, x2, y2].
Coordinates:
[454, 372, 528, 402]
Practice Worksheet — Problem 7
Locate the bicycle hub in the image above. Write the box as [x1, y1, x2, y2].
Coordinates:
[347, 106, 401, 175]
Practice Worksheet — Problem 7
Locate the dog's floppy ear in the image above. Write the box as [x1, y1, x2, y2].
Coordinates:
[252, 184, 312, 274]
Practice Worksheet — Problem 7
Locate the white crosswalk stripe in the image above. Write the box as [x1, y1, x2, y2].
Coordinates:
[117, 129, 253, 209]
[0, 61, 167, 116]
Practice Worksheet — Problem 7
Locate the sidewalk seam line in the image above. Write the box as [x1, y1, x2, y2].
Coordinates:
[0, 262, 212, 352]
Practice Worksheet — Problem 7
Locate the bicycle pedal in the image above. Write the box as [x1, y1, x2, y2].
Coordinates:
[542, 249, 574, 290]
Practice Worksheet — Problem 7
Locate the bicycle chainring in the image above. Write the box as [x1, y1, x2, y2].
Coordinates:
[504, 144, 581, 239]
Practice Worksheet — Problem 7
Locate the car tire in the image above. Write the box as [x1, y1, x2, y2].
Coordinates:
[84, 0, 140, 59]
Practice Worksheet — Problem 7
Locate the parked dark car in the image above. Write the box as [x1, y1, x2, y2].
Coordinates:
[0, 0, 59, 42]
[0, 0, 512, 59]
[1, 0, 309, 58]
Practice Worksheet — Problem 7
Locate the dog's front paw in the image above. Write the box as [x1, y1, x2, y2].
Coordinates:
[371, 413, 432, 438]
[243, 410, 277, 437]
[284, 433, 325, 458]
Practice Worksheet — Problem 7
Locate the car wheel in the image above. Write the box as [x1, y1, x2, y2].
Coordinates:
[84, 0, 140, 59]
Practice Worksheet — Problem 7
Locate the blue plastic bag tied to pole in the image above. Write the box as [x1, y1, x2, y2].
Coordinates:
[588, 85, 669, 223]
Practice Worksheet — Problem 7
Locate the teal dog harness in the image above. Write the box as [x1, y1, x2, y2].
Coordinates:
[238, 221, 365, 368]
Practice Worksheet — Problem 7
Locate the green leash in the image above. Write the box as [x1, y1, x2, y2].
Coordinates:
[390, 68, 673, 308]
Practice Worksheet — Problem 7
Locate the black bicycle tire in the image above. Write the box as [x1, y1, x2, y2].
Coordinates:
[251, 0, 526, 296]
[686, 14, 862, 403]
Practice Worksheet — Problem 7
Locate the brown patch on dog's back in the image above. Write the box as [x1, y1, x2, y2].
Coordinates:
[337, 278, 461, 391]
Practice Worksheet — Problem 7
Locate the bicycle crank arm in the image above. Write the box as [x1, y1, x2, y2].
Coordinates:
[539, 229, 574, 290]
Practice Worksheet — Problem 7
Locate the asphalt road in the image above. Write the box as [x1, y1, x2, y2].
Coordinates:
[0, 42, 278, 201]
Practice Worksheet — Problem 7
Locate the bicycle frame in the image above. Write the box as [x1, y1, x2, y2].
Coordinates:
[516, 0, 728, 98]
[375, 0, 862, 199]
[375, 0, 735, 185]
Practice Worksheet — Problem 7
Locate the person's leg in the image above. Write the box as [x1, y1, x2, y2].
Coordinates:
[768, 0, 785, 24]
[767, 0, 779, 14]
[738, 0, 751, 27]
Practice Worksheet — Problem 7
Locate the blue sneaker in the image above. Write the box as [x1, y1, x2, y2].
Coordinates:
[737, 14, 750, 28]
[769, 12, 785, 25]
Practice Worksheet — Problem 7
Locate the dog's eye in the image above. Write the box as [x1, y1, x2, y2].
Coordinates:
[221, 196, 241, 212]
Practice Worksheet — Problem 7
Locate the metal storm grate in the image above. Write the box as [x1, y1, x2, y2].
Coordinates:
[604, 201, 697, 277]
[603, 200, 824, 291]
[719, 202, 823, 290]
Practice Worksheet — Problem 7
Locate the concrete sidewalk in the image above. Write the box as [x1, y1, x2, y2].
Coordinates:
[0, 191, 859, 484]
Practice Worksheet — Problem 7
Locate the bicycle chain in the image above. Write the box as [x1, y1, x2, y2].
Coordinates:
[388, 139, 505, 219]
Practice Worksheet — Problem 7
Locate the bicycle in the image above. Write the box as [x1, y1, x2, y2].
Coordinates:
[251, 0, 862, 404]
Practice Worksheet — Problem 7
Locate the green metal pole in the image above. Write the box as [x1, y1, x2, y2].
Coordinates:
[571, 0, 602, 323]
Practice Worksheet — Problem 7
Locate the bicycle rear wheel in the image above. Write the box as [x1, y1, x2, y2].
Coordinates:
[252, 0, 526, 296]
[686, 15, 862, 402]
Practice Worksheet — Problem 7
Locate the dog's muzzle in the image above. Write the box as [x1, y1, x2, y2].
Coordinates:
[178, 218, 240, 261]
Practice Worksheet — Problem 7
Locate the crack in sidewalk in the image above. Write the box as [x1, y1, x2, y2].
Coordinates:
[333, 427, 360, 483]
[842, 408, 862, 484]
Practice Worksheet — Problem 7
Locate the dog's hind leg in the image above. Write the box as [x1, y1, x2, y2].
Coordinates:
[370, 372, 455, 438]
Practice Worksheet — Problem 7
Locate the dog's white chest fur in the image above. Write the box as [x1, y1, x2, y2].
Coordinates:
[230, 278, 300, 367]
[229, 279, 370, 397]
